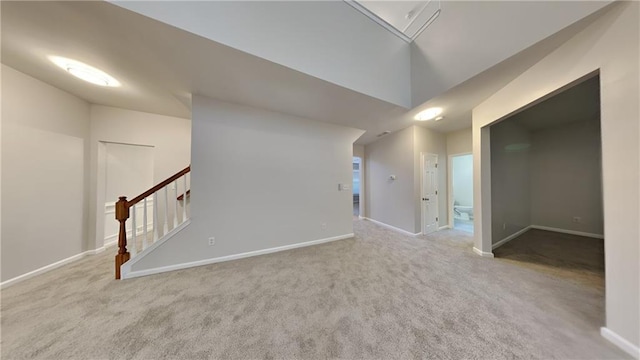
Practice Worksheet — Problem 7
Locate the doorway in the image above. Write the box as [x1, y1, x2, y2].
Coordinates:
[421, 153, 439, 235]
[489, 74, 604, 286]
[353, 157, 361, 217]
[450, 153, 474, 233]
[102, 142, 154, 246]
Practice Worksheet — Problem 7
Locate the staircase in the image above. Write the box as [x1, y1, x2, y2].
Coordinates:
[113, 166, 191, 279]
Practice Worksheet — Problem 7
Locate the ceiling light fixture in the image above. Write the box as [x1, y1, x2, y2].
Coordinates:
[435, 116, 444, 121]
[49, 56, 120, 87]
[414, 107, 442, 121]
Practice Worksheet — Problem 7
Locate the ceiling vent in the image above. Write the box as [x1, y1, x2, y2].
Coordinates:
[345, 0, 441, 42]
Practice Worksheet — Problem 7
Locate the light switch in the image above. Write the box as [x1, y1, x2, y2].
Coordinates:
[338, 183, 351, 191]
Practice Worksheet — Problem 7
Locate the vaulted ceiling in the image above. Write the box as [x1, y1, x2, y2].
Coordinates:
[1, 1, 614, 145]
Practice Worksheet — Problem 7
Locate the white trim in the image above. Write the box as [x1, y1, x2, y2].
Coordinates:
[530, 225, 604, 239]
[343, 0, 440, 42]
[123, 232, 355, 279]
[343, 1, 412, 42]
[439, 225, 452, 231]
[1, 248, 104, 289]
[473, 247, 494, 258]
[492, 226, 532, 250]
[601, 327, 640, 359]
[104, 233, 118, 242]
[120, 219, 192, 277]
[103, 239, 118, 249]
[362, 217, 421, 237]
[87, 247, 105, 255]
[490, 225, 604, 251]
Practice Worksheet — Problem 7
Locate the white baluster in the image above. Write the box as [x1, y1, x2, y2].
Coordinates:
[173, 180, 179, 228]
[143, 197, 148, 250]
[130, 204, 137, 257]
[163, 186, 169, 234]
[153, 192, 159, 242]
[182, 173, 188, 222]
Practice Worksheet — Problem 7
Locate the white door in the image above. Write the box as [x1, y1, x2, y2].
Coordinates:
[422, 153, 439, 234]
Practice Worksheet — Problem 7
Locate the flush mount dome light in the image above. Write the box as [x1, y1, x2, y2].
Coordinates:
[49, 56, 120, 87]
[414, 107, 442, 121]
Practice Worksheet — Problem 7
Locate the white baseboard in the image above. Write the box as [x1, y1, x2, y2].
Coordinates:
[472, 247, 494, 258]
[362, 217, 421, 237]
[0, 247, 105, 289]
[91, 239, 118, 254]
[490, 225, 604, 251]
[530, 225, 604, 239]
[439, 225, 452, 231]
[123, 232, 355, 279]
[601, 327, 640, 359]
[492, 226, 532, 250]
[103, 239, 118, 249]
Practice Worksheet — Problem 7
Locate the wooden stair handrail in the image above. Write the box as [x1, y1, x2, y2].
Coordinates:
[127, 166, 190, 207]
[177, 189, 191, 201]
[114, 165, 191, 279]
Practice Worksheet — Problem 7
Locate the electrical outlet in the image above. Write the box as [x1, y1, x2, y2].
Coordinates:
[502, 223, 506, 230]
[208, 237, 216, 246]
[572, 216, 582, 223]
[321, 223, 327, 230]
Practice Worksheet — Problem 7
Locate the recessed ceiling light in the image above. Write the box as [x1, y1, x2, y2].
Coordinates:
[49, 56, 121, 87]
[414, 107, 442, 121]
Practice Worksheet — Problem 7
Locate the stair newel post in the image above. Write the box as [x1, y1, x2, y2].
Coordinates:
[114, 196, 130, 279]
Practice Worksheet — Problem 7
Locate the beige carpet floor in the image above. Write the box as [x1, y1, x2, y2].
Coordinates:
[0, 220, 629, 359]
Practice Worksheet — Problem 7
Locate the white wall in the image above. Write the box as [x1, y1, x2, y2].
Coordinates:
[452, 155, 473, 207]
[472, 1, 639, 350]
[531, 119, 603, 235]
[365, 127, 416, 233]
[0, 65, 192, 283]
[410, 1, 610, 106]
[353, 145, 364, 159]
[129, 96, 363, 272]
[414, 126, 448, 231]
[364, 126, 447, 234]
[104, 143, 154, 202]
[490, 121, 532, 243]
[1, 65, 90, 282]
[89, 105, 191, 250]
[446, 127, 472, 156]
[111, 1, 411, 108]
[103, 143, 155, 242]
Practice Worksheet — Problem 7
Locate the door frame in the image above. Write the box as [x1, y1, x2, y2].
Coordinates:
[420, 152, 439, 234]
[353, 156, 363, 218]
[448, 152, 472, 229]
[95, 141, 155, 250]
